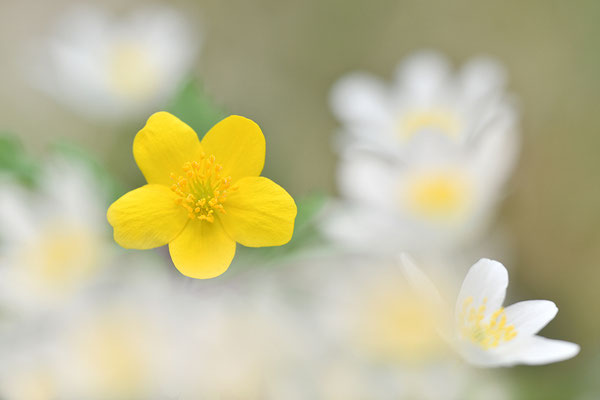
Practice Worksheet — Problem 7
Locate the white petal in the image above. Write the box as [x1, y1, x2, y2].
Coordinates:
[319, 202, 405, 252]
[0, 183, 36, 242]
[455, 259, 508, 319]
[498, 336, 580, 366]
[125, 5, 197, 92]
[503, 300, 557, 337]
[459, 56, 507, 101]
[399, 254, 453, 339]
[39, 156, 106, 228]
[469, 110, 520, 193]
[329, 72, 391, 124]
[335, 147, 401, 210]
[394, 50, 450, 101]
[455, 342, 506, 367]
[399, 254, 445, 311]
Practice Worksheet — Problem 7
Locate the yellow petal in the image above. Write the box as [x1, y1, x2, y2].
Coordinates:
[107, 184, 189, 249]
[133, 112, 204, 185]
[168, 219, 236, 279]
[200, 115, 265, 181]
[220, 176, 297, 247]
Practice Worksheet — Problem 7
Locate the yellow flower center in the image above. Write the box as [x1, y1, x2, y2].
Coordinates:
[405, 170, 471, 222]
[19, 224, 100, 294]
[72, 315, 151, 397]
[170, 154, 235, 223]
[108, 42, 159, 100]
[459, 296, 518, 350]
[360, 291, 443, 362]
[397, 109, 462, 140]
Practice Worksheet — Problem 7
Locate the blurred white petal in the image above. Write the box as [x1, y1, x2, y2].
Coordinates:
[503, 300, 558, 337]
[496, 336, 580, 366]
[455, 258, 508, 320]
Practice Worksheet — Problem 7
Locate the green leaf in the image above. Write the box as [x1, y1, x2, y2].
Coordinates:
[0, 134, 38, 186]
[167, 80, 226, 134]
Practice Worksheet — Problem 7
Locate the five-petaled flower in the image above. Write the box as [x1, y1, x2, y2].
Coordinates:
[400, 254, 580, 367]
[107, 112, 297, 279]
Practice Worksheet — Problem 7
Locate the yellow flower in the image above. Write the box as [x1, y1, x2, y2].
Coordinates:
[107, 112, 297, 279]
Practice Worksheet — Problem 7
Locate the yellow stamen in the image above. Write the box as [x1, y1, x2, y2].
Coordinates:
[406, 171, 471, 221]
[397, 109, 461, 140]
[458, 296, 518, 350]
[169, 154, 236, 222]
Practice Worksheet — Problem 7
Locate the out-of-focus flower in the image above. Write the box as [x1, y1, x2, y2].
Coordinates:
[0, 340, 60, 400]
[0, 156, 110, 313]
[287, 253, 511, 400]
[316, 258, 448, 364]
[324, 51, 519, 255]
[107, 112, 297, 278]
[330, 50, 516, 156]
[401, 254, 580, 367]
[26, 4, 197, 120]
[54, 291, 174, 400]
[0, 273, 181, 400]
[178, 284, 310, 400]
[323, 123, 518, 253]
[352, 275, 445, 363]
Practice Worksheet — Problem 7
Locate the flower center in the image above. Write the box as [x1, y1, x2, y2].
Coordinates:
[361, 290, 443, 362]
[73, 314, 151, 396]
[19, 223, 100, 293]
[108, 41, 159, 100]
[405, 170, 471, 222]
[459, 296, 517, 350]
[397, 109, 461, 140]
[170, 154, 235, 223]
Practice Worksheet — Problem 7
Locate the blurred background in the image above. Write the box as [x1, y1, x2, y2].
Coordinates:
[1, 0, 599, 399]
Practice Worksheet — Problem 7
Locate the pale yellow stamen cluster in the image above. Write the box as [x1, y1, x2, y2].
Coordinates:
[398, 109, 462, 140]
[406, 171, 470, 221]
[108, 42, 158, 100]
[170, 154, 235, 222]
[459, 296, 517, 350]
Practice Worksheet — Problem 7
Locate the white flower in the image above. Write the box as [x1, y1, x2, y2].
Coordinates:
[400, 254, 580, 367]
[323, 120, 518, 253]
[312, 255, 447, 364]
[283, 254, 510, 400]
[330, 50, 517, 157]
[324, 50, 519, 254]
[26, 4, 197, 120]
[0, 156, 111, 313]
[177, 279, 309, 400]
[0, 276, 180, 400]
[53, 283, 177, 400]
[0, 338, 61, 400]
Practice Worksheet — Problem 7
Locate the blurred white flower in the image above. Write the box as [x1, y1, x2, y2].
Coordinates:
[0, 340, 60, 400]
[314, 256, 448, 364]
[26, 4, 198, 120]
[401, 254, 580, 367]
[0, 156, 111, 314]
[323, 121, 518, 253]
[330, 50, 517, 157]
[290, 254, 495, 400]
[0, 250, 196, 400]
[53, 283, 176, 400]
[324, 51, 519, 255]
[178, 279, 310, 400]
